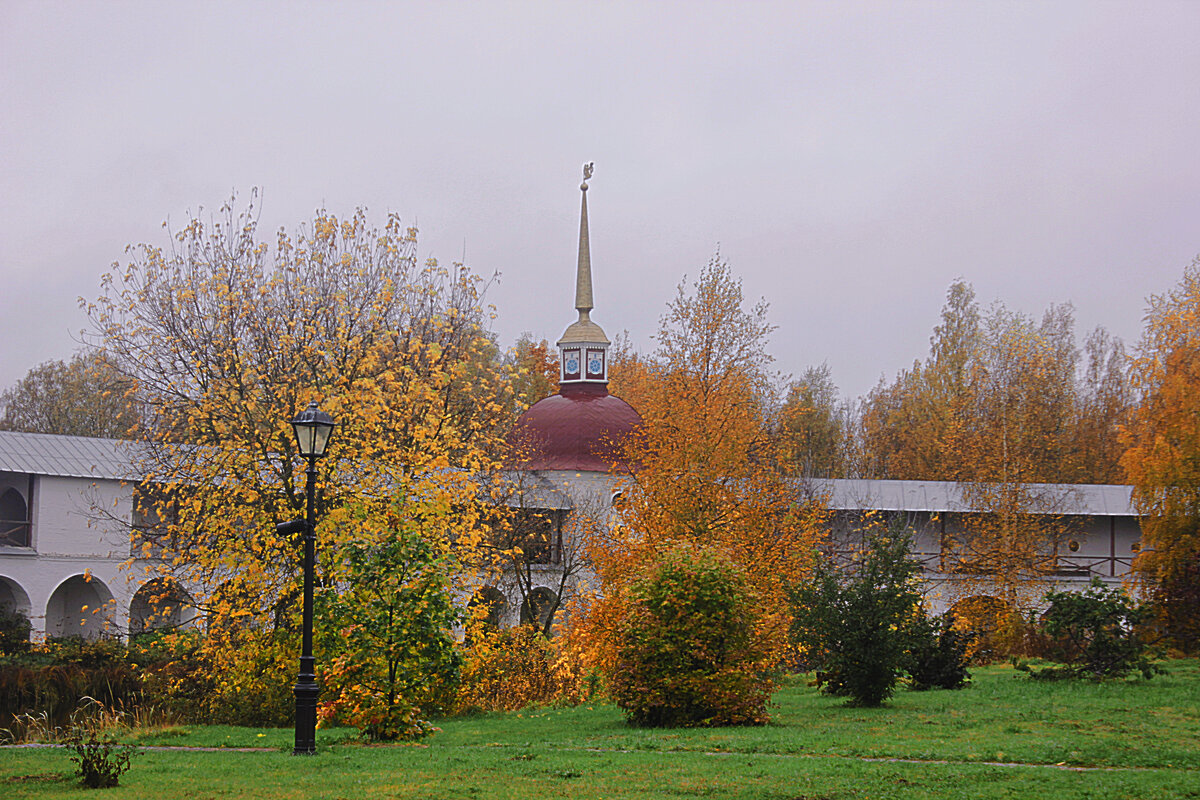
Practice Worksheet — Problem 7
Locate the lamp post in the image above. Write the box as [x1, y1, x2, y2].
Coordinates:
[284, 401, 335, 756]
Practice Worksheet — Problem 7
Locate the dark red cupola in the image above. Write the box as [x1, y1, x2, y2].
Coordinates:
[509, 163, 641, 472]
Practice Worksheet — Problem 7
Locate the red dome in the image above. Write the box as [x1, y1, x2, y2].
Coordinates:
[509, 383, 641, 472]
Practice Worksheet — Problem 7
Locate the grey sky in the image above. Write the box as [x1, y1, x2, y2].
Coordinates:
[3, 1, 1199, 402]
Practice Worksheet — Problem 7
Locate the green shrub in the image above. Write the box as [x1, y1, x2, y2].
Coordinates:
[0, 606, 31, 655]
[1019, 579, 1161, 681]
[315, 517, 462, 741]
[906, 612, 973, 691]
[611, 545, 776, 727]
[790, 524, 922, 707]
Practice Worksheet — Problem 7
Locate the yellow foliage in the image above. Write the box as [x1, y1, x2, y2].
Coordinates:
[86, 193, 513, 682]
[452, 626, 592, 713]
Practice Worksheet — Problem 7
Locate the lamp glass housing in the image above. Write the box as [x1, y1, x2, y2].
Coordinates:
[291, 402, 336, 458]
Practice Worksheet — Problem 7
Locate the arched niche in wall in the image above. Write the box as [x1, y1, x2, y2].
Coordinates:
[469, 586, 507, 630]
[0, 575, 32, 617]
[46, 574, 115, 640]
[0, 487, 30, 547]
[0, 576, 33, 650]
[129, 578, 193, 635]
[520, 586, 558, 634]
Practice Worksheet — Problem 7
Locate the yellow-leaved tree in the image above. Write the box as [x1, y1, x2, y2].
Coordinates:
[84, 193, 511, 728]
[858, 281, 1133, 647]
[1121, 257, 1200, 651]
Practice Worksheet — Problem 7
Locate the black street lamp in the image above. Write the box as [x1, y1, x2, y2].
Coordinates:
[280, 401, 336, 756]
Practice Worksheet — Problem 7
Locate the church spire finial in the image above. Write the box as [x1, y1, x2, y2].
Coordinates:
[575, 162, 594, 319]
[557, 161, 609, 385]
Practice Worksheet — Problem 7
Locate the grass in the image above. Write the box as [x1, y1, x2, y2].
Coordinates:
[2, 661, 1199, 799]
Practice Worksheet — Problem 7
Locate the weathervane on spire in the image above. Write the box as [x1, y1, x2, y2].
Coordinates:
[581, 162, 594, 191]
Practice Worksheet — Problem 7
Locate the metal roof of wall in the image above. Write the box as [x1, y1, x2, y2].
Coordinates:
[0, 431, 1139, 516]
[813, 478, 1135, 516]
[0, 431, 142, 481]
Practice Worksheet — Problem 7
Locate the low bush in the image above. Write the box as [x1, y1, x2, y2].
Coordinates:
[453, 625, 591, 714]
[611, 545, 776, 727]
[906, 612, 973, 691]
[1018, 579, 1161, 681]
[64, 698, 137, 788]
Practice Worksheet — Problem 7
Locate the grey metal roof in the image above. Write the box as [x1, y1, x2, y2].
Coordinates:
[0, 430, 141, 481]
[0, 430, 1139, 515]
[812, 478, 1135, 516]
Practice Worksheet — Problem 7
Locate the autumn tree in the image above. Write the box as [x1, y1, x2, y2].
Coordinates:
[0, 354, 139, 438]
[859, 280, 980, 481]
[507, 333, 559, 413]
[1121, 256, 1200, 651]
[778, 363, 847, 478]
[83, 193, 510, 722]
[859, 279, 1130, 487]
[857, 280, 1133, 618]
[947, 303, 1084, 611]
[1076, 327, 1133, 484]
[578, 256, 824, 674]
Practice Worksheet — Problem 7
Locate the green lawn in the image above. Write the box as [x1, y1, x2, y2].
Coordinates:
[4, 661, 1199, 799]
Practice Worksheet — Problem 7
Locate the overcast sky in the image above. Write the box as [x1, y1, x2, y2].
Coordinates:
[3, 1, 1199, 402]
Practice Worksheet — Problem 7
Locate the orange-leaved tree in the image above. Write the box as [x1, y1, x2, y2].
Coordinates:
[507, 333, 560, 414]
[83, 192, 511, 726]
[1121, 256, 1200, 651]
[576, 256, 825, 675]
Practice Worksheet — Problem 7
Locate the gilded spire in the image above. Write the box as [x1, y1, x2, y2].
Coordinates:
[575, 162, 594, 317]
[558, 161, 609, 347]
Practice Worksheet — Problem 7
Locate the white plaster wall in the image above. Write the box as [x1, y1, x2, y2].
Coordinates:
[0, 474, 135, 639]
[482, 468, 620, 630]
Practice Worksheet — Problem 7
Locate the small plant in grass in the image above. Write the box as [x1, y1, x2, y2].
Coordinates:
[64, 697, 137, 789]
[906, 612, 973, 690]
[1018, 579, 1162, 681]
[611, 545, 777, 727]
[790, 523, 923, 707]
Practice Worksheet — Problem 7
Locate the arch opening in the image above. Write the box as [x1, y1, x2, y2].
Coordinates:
[0, 487, 30, 547]
[469, 586, 507, 630]
[130, 578, 192, 635]
[46, 574, 115, 640]
[520, 587, 558, 634]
